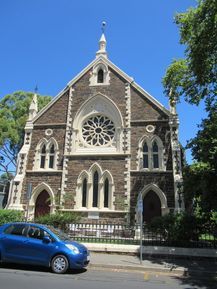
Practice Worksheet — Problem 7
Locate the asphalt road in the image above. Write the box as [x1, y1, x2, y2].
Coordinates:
[0, 264, 216, 289]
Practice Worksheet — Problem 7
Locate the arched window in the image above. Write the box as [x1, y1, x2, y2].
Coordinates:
[104, 178, 109, 208]
[92, 171, 99, 207]
[49, 144, 55, 168]
[139, 137, 164, 171]
[82, 178, 87, 207]
[152, 141, 159, 168]
[35, 138, 59, 170]
[143, 142, 149, 168]
[75, 165, 115, 210]
[40, 144, 46, 168]
[97, 69, 104, 83]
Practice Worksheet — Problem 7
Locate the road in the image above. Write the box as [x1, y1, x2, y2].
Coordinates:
[0, 264, 216, 289]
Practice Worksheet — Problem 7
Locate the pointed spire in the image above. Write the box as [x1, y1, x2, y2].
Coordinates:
[28, 91, 38, 120]
[169, 88, 177, 115]
[96, 21, 107, 58]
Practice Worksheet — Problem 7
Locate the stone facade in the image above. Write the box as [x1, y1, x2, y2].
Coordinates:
[7, 34, 184, 223]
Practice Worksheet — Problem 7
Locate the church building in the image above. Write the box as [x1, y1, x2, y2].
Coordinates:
[7, 32, 184, 223]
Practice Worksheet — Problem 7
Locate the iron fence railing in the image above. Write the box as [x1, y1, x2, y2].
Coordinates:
[65, 222, 217, 249]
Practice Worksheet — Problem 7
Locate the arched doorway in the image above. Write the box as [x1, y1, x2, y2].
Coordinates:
[34, 190, 51, 218]
[143, 190, 161, 223]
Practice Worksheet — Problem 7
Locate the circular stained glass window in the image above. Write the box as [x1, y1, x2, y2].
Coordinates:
[82, 115, 115, 146]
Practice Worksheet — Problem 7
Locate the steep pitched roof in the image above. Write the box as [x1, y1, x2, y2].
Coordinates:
[33, 38, 170, 122]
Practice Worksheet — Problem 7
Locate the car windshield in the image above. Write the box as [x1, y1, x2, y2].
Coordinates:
[46, 226, 71, 241]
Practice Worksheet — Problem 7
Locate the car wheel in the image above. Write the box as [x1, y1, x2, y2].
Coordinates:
[51, 255, 69, 274]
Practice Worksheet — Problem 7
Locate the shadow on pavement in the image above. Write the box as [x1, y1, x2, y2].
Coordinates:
[141, 254, 217, 289]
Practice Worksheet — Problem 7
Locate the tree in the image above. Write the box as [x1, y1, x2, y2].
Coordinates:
[0, 91, 51, 176]
[162, 0, 217, 217]
[163, 0, 217, 109]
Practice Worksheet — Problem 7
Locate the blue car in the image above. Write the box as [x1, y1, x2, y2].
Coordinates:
[0, 222, 90, 274]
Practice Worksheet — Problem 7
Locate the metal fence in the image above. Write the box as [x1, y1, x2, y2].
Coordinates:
[66, 222, 217, 249]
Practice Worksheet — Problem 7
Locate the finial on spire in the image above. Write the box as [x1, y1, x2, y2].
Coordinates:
[28, 91, 38, 121]
[101, 21, 106, 33]
[34, 85, 38, 93]
[96, 21, 108, 58]
[169, 88, 177, 115]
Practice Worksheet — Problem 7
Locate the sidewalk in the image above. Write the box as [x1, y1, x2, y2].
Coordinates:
[89, 252, 217, 276]
[83, 244, 217, 276]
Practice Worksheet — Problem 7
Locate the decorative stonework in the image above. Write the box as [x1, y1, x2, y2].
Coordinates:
[169, 114, 184, 212]
[146, 125, 155, 133]
[72, 93, 124, 154]
[82, 115, 115, 146]
[89, 62, 110, 86]
[45, 129, 53, 136]
[60, 87, 75, 205]
[74, 163, 115, 211]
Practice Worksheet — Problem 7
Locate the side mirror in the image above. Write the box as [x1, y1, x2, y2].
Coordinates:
[42, 236, 51, 244]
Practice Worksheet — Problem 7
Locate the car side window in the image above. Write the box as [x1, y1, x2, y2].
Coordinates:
[4, 224, 26, 236]
[27, 226, 45, 240]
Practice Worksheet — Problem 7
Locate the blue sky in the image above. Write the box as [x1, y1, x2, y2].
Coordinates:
[0, 0, 205, 163]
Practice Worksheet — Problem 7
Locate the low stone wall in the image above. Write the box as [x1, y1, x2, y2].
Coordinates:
[82, 243, 217, 259]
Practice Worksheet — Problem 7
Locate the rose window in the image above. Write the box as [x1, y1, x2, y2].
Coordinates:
[82, 115, 115, 146]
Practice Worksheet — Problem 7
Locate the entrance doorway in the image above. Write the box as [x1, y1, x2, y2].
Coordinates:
[34, 190, 51, 218]
[143, 190, 161, 223]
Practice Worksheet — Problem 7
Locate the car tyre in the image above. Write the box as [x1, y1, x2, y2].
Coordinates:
[51, 255, 69, 274]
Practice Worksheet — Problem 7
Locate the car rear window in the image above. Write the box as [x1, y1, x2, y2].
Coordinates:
[4, 224, 26, 236]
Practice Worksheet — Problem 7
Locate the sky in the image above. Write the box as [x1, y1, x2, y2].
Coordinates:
[0, 0, 206, 163]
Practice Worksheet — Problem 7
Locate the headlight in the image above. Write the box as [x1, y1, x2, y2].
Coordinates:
[65, 244, 80, 254]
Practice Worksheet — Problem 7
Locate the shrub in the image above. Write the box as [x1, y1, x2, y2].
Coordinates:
[146, 212, 200, 244]
[0, 209, 24, 226]
[35, 212, 81, 231]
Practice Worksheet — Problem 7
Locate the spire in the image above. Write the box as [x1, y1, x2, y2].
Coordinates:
[169, 88, 177, 115]
[96, 21, 107, 58]
[28, 91, 38, 121]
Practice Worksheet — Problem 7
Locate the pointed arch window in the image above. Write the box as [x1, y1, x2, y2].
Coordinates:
[82, 178, 87, 207]
[139, 137, 164, 171]
[152, 141, 159, 168]
[143, 142, 149, 168]
[97, 69, 104, 83]
[104, 178, 109, 208]
[35, 138, 59, 170]
[49, 144, 55, 168]
[40, 144, 46, 168]
[92, 171, 99, 207]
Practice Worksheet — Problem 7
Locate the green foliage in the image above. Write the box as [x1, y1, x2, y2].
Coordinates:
[0, 209, 24, 226]
[146, 212, 200, 243]
[35, 212, 81, 231]
[163, 0, 217, 218]
[0, 91, 51, 175]
[187, 110, 217, 169]
[183, 162, 217, 212]
[163, 0, 217, 108]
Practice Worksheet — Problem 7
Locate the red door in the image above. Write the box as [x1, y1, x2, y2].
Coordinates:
[143, 190, 161, 223]
[34, 190, 51, 218]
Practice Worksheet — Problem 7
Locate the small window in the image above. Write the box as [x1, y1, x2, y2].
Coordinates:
[92, 171, 99, 207]
[82, 178, 87, 207]
[104, 178, 109, 208]
[27, 226, 44, 239]
[97, 69, 104, 83]
[152, 141, 159, 168]
[4, 224, 26, 236]
[49, 144, 55, 168]
[40, 144, 46, 168]
[143, 142, 149, 168]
